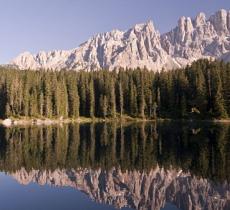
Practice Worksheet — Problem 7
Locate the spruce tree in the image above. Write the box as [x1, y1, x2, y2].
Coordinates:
[89, 78, 95, 118]
[118, 78, 123, 117]
[109, 78, 116, 118]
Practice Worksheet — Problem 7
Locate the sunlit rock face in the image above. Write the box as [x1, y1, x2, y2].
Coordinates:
[161, 9, 230, 67]
[11, 21, 173, 71]
[10, 166, 230, 210]
[11, 9, 230, 71]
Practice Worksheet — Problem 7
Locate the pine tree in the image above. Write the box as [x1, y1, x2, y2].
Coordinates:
[222, 63, 230, 116]
[213, 79, 228, 118]
[67, 75, 79, 118]
[109, 78, 116, 118]
[79, 75, 87, 116]
[152, 102, 158, 119]
[99, 95, 108, 118]
[156, 87, 161, 117]
[129, 77, 137, 117]
[118, 78, 123, 117]
[138, 73, 145, 119]
[43, 76, 52, 118]
[88, 78, 95, 118]
[59, 77, 69, 117]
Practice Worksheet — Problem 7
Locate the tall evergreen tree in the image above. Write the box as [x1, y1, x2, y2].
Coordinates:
[88, 78, 95, 118]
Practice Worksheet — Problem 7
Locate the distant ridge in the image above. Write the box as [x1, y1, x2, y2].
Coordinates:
[11, 9, 230, 71]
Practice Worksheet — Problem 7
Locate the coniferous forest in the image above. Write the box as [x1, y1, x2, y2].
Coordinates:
[0, 59, 230, 120]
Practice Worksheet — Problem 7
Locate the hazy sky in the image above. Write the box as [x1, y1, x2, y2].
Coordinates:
[0, 0, 230, 64]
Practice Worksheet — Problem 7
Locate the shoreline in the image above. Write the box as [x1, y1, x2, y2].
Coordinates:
[0, 116, 157, 127]
[0, 117, 230, 127]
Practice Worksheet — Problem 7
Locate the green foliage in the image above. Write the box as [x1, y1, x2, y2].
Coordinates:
[0, 59, 229, 119]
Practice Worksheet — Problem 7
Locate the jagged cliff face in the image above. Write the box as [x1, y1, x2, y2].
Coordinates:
[10, 9, 230, 71]
[11, 21, 173, 71]
[161, 10, 230, 67]
[10, 166, 230, 210]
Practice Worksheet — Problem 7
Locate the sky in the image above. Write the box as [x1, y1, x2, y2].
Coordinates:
[0, 0, 230, 64]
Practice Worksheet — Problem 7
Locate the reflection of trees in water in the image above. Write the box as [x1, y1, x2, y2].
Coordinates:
[0, 122, 229, 182]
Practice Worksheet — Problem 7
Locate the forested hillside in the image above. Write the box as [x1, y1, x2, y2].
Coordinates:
[0, 59, 229, 120]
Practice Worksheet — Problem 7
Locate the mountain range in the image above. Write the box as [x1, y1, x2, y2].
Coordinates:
[11, 166, 230, 210]
[11, 9, 230, 71]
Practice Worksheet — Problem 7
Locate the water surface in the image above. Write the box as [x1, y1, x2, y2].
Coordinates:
[0, 122, 229, 210]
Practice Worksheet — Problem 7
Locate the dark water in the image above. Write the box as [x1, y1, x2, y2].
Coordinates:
[0, 122, 229, 210]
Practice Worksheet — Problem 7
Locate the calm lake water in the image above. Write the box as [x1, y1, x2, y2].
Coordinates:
[0, 122, 229, 210]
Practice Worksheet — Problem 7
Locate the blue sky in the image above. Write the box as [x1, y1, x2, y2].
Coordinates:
[0, 0, 229, 64]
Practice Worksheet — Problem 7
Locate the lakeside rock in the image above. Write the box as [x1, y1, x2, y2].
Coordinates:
[2, 118, 13, 127]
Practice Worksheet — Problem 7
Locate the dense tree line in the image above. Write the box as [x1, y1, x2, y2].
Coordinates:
[0, 122, 229, 182]
[0, 59, 230, 119]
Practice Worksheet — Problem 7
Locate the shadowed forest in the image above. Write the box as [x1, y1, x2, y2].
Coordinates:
[0, 59, 230, 120]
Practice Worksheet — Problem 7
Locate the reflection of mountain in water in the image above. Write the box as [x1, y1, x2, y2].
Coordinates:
[11, 166, 230, 210]
[0, 122, 230, 210]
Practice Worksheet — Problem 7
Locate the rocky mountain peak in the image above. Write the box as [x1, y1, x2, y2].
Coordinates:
[228, 11, 230, 30]
[125, 20, 159, 40]
[209, 9, 229, 34]
[11, 9, 230, 71]
[195, 12, 206, 26]
[178, 16, 193, 31]
[133, 20, 155, 32]
[13, 51, 38, 70]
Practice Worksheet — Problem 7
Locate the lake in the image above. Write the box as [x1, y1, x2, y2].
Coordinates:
[0, 121, 229, 210]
